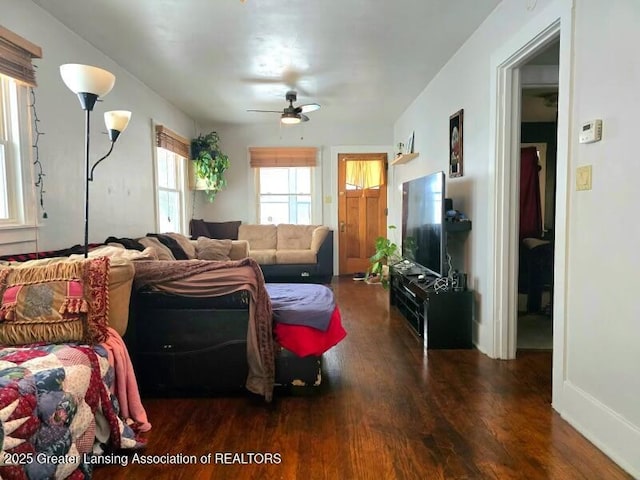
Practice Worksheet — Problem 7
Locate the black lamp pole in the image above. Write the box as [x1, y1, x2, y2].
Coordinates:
[83, 107, 91, 258]
[76, 92, 99, 258]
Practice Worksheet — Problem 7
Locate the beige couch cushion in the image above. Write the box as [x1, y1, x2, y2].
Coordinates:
[310, 226, 330, 253]
[276, 224, 319, 250]
[276, 250, 317, 264]
[238, 224, 277, 250]
[249, 249, 277, 265]
[229, 240, 249, 260]
[195, 237, 232, 261]
[107, 259, 135, 336]
[189, 239, 248, 260]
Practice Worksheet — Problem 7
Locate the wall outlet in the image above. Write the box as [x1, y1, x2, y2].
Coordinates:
[576, 165, 592, 191]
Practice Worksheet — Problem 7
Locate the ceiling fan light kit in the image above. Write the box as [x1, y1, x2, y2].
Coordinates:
[281, 112, 301, 125]
[247, 90, 320, 125]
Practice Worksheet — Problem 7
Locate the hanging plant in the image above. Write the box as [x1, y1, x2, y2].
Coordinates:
[191, 131, 230, 202]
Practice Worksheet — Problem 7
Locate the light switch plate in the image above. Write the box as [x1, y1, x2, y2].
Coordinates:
[576, 165, 592, 191]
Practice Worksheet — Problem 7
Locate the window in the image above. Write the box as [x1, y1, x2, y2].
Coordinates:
[0, 77, 16, 221]
[258, 167, 312, 224]
[0, 74, 31, 225]
[154, 125, 190, 234]
[0, 27, 42, 252]
[249, 146, 318, 225]
[155, 147, 185, 233]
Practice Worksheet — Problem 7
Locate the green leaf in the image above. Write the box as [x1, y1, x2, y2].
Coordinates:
[192, 131, 230, 203]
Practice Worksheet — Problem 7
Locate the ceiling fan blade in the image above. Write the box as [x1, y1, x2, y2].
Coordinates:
[246, 109, 282, 113]
[300, 114, 310, 122]
[299, 103, 320, 113]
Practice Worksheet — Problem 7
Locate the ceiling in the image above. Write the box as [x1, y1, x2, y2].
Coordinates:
[33, 0, 501, 126]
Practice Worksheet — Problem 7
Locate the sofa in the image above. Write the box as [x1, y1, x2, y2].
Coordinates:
[1, 234, 345, 401]
[189, 220, 334, 283]
[241, 224, 334, 283]
[120, 233, 344, 398]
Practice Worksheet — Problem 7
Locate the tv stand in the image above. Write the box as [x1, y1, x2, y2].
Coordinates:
[389, 266, 473, 349]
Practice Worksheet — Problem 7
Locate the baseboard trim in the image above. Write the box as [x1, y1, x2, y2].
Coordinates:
[559, 380, 640, 478]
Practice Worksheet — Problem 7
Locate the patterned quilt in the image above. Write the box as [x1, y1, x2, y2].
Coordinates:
[0, 343, 142, 479]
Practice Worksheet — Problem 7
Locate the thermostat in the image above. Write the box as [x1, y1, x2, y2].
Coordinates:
[579, 119, 602, 144]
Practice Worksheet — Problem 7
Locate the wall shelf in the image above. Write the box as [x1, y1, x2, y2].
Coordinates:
[391, 152, 419, 166]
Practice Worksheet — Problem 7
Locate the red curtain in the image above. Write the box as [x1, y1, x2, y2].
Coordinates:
[519, 146, 542, 240]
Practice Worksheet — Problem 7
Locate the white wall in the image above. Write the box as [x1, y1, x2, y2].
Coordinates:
[393, 0, 639, 475]
[192, 119, 393, 231]
[1, 0, 195, 254]
[393, 0, 556, 351]
[561, 0, 640, 475]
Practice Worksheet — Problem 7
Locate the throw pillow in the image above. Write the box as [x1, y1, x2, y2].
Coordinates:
[137, 237, 175, 261]
[189, 219, 241, 240]
[165, 232, 197, 259]
[207, 221, 241, 240]
[0, 256, 110, 345]
[196, 237, 232, 261]
[146, 234, 189, 260]
[189, 219, 210, 239]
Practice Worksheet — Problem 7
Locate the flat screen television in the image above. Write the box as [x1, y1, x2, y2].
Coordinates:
[401, 171, 446, 277]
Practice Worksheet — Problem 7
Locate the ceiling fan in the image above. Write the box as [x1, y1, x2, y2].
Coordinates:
[247, 90, 320, 124]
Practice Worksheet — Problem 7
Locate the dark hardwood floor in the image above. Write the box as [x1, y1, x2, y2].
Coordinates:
[94, 277, 631, 480]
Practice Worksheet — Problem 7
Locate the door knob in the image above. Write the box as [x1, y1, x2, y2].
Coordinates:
[340, 222, 346, 232]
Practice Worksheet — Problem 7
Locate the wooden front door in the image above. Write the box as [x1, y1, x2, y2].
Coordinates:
[338, 153, 388, 275]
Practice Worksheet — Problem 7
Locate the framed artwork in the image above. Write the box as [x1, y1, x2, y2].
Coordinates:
[405, 131, 415, 154]
[449, 109, 463, 178]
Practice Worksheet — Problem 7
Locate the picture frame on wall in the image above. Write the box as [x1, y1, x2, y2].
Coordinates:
[449, 109, 463, 178]
[405, 131, 415, 154]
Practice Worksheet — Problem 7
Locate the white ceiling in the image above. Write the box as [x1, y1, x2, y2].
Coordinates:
[33, 0, 500, 126]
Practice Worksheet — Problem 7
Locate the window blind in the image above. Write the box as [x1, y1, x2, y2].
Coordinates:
[0, 27, 42, 87]
[155, 125, 190, 159]
[249, 147, 317, 168]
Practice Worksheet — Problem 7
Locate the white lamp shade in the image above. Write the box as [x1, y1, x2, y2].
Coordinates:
[60, 64, 115, 97]
[104, 110, 131, 133]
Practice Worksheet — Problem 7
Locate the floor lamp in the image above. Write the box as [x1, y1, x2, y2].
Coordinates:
[60, 64, 131, 258]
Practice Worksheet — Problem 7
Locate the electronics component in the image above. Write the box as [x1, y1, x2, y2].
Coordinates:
[579, 119, 602, 144]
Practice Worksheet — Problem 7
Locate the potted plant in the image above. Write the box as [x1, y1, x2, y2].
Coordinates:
[366, 225, 400, 288]
[191, 131, 230, 202]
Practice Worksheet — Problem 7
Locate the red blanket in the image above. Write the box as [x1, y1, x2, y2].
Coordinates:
[274, 306, 346, 357]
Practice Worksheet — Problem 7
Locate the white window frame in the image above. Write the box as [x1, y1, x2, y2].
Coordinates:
[254, 165, 322, 225]
[0, 75, 37, 254]
[153, 145, 188, 234]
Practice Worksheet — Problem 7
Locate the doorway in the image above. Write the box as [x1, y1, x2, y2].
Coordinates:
[489, 2, 573, 401]
[516, 41, 559, 352]
[337, 153, 388, 275]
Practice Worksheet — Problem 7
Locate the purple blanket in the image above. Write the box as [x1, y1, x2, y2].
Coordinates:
[266, 283, 335, 331]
